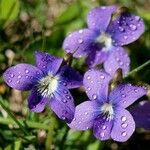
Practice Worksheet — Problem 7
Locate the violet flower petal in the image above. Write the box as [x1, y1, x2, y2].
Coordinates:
[28, 89, 47, 112]
[104, 47, 130, 76]
[49, 85, 75, 123]
[109, 84, 147, 108]
[84, 69, 111, 101]
[111, 107, 135, 142]
[93, 115, 113, 140]
[63, 29, 98, 58]
[107, 13, 145, 46]
[87, 6, 117, 32]
[58, 65, 83, 89]
[68, 101, 99, 130]
[130, 101, 150, 130]
[3, 64, 43, 91]
[35, 51, 63, 75]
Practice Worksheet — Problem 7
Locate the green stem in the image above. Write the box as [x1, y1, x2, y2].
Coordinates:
[124, 59, 150, 79]
[0, 117, 50, 130]
[0, 97, 29, 135]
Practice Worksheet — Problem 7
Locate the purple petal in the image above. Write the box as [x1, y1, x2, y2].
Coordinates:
[35, 51, 63, 75]
[93, 115, 113, 140]
[86, 48, 109, 67]
[83, 69, 111, 101]
[28, 89, 47, 112]
[3, 64, 43, 91]
[130, 101, 150, 130]
[49, 85, 75, 123]
[111, 107, 135, 142]
[107, 13, 145, 46]
[68, 101, 99, 130]
[109, 84, 147, 108]
[58, 65, 83, 89]
[87, 6, 117, 32]
[104, 47, 130, 76]
[63, 29, 98, 58]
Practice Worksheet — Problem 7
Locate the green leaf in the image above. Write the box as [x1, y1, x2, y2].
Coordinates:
[0, 0, 20, 28]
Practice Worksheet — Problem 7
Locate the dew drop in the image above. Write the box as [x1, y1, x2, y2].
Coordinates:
[69, 34, 72, 37]
[10, 73, 14, 78]
[66, 95, 71, 99]
[119, 61, 123, 66]
[100, 132, 105, 137]
[25, 69, 29, 74]
[85, 112, 88, 115]
[119, 26, 124, 32]
[62, 116, 66, 120]
[134, 89, 138, 93]
[25, 75, 29, 79]
[90, 80, 93, 83]
[63, 90, 68, 94]
[102, 125, 107, 130]
[87, 87, 91, 91]
[135, 16, 140, 21]
[17, 80, 20, 84]
[73, 118, 76, 121]
[79, 29, 83, 33]
[63, 99, 67, 103]
[129, 24, 137, 31]
[8, 79, 12, 83]
[121, 116, 127, 122]
[87, 75, 91, 80]
[101, 6, 106, 10]
[78, 39, 83, 44]
[86, 127, 89, 129]
[92, 94, 97, 100]
[121, 94, 126, 98]
[18, 75, 22, 79]
[121, 123, 128, 128]
[124, 36, 128, 39]
[100, 75, 105, 79]
[63, 82, 67, 86]
[137, 23, 141, 27]
[121, 131, 127, 137]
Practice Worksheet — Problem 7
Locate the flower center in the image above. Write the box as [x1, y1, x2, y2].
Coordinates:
[37, 73, 59, 97]
[101, 103, 114, 120]
[96, 32, 112, 49]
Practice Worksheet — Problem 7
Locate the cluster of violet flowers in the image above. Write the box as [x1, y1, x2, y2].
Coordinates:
[3, 5, 150, 142]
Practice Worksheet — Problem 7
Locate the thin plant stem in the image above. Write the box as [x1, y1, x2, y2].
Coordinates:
[124, 59, 150, 79]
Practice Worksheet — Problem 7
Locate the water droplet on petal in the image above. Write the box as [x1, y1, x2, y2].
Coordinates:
[18, 75, 21, 79]
[79, 29, 83, 33]
[17, 80, 20, 84]
[119, 26, 125, 32]
[73, 118, 76, 121]
[86, 127, 89, 129]
[101, 6, 106, 10]
[8, 79, 12, 83]
[121, 94, 126, 98]
[121, 116, 127, 122]
[78, 39, 83, 44]
[121, 131, 127, 137]
[90, 80, 93, 83]
[25, 69, 29, 74]
[63, 99, 67, 103]
[63, 90, 68, 94]
[62, 116, 66, 120]
[69, 34, 72, 37]
[100, 132, 105, 137]
[137, 23, 141, 27]
[87, 75, 91, 80]
[85, 112, 88, 115]
[124, 36, 128, 39]
[92, 94, 97, 100]
[121, 123, 128, 128]
[87, 87, 91, 91]
[100, 75, 105, 79]
[10, 73, 14, 78]
[102, 125, 107, 130]
[129, 24, 137, 31]
[66, 95, 71, 99]
[135, 16, 140, 21]
[134, 89, 138, 93]
[25, 75, 29, 78]
[63, 82, 67, 86]
[119, 61, 123, 66]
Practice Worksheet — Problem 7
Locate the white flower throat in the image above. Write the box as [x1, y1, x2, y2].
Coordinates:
[101, 103, 114, 120]
[96, 32, 112, 49]
[37, 73, 59, 97]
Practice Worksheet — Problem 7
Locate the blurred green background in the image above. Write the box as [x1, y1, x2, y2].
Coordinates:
[0, 0, 150, 149]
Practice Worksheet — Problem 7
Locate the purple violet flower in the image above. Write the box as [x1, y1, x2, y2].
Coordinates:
[68, 69, 147, 142]
[3, 51, 83, 123]
[130, 101, 150, 130]
[63, 5, 144, 75]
